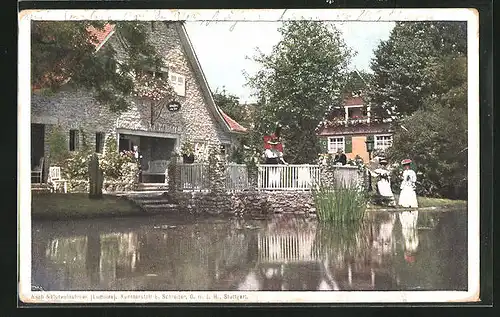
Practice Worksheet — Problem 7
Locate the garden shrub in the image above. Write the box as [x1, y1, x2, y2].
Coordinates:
[58, 134, 139, 191]
[386, 104, 467, 199]
[100, 135, 137, 181]
[63, 148, 94, 180]
[47, 125, 70, 166]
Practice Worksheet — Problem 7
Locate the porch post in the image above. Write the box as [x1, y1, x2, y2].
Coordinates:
[344, 106, 349, 127]
[116, 132, 120, 153]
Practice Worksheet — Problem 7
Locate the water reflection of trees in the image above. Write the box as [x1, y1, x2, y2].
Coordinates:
[41, 236, 89, 290]
[34, 211, 466, 291]
[38, 221, 260, 290]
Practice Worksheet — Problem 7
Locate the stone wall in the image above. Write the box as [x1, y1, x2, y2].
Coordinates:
[31, 21, 235, 170]
[169, 190, 316, 217]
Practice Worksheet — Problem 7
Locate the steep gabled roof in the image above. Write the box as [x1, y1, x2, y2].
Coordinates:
[87, 24, 115, 51]
[317, 95, 394, 136]
[219, 110, 248, 133]
[92, 22, 246, 134]
[174, 22, 244, 134]
[37, 22, 247, 134]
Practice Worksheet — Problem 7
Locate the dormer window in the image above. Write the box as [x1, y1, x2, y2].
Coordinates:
[346, 106, 364, 119]
[169, 71, 186, 97]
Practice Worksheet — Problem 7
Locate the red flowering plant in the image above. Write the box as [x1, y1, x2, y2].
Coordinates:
[120, 150, 136, 160]
[100, 136, 137, 181]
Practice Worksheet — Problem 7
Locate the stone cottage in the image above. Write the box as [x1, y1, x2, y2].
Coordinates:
[316, 95, 394, 162]
[31, 21, 247, 183]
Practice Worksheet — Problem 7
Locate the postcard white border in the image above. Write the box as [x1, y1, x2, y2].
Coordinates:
[18, 8, 480, 304]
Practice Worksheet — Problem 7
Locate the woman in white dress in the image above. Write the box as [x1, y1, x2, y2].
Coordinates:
[373, 158, 396, 206]
[398, 159, 418, 208]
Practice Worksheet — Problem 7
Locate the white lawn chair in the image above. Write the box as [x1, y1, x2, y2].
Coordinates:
[31, 157, 44, 184]
[48, 166, 68, 193]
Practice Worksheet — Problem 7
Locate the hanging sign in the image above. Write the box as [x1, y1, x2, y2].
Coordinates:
[167, 101, 181, 112]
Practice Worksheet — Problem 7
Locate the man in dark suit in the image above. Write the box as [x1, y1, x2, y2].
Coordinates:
[334, 149, 347, 165]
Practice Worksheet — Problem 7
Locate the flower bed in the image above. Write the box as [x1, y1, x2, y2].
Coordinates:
[51, 134, 140, 193]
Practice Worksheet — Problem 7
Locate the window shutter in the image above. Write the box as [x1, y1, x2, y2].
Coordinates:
[345, 135, 352, 153]
[75, 130, 80, 150]
[177, 76, 185, 96]
[319, 138, 328, 153]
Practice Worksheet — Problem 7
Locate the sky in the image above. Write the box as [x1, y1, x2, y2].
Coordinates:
[185, 21, 395, 103]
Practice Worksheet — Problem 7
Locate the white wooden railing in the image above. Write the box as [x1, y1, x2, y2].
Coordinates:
[257, 164, 321, 190]
[176, 163, 363, 192]
[179, 163, 208, 191]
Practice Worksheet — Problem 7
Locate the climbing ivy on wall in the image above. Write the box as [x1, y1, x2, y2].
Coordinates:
[32, 21, 178, 112]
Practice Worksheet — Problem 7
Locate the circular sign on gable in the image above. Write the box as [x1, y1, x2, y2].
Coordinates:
[167, 101, 181, 112]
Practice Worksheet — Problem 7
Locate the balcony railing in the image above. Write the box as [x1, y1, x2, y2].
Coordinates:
[327, 116, 393, 127]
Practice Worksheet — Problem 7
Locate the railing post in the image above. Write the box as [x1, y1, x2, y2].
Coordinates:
[247, 160, 259, 191]
[319, 155, 335, 188]
[167, 157, 181, 193]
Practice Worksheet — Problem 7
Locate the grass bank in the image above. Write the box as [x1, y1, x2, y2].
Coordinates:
[31, 193, 144, 220]
[416, 196, 467, 208]
[368, 195, 467, 210]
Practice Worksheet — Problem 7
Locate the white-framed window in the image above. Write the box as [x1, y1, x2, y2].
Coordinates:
[328, 136, 345, 154]
[374, 134, 393, 150]
[169, 72, 186, 97]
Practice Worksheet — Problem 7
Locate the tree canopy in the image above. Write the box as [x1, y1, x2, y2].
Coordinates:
[367, 21, 467, 118]
[212, 88, 247, 126]
[32, 21, 173, 112]
[246, 21, 352, 163]
[375, 21, 468, 199]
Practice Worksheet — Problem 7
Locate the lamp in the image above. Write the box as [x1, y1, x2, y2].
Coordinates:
[365, 135, 375, 161]
[365, 135, 375, 192]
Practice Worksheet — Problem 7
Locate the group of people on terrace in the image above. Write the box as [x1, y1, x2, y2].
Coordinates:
[261, 123, 418, 208]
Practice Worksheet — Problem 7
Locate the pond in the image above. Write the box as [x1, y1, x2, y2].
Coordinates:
[32, 210, 467, 291]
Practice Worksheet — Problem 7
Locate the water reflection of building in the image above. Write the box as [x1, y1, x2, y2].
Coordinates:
[238, 218, 400, 291]
[40, 225, 258, 291]
[37, 215, 431, 291]
[257, 231, 320, 263]
[98, 232, 139, 287]
[41, 235, 89, 290]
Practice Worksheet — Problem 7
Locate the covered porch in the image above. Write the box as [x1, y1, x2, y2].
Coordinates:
[116, 129, 179, 183]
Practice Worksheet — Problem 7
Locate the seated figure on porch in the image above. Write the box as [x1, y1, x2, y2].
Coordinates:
[263, 123, 287, 165]
[372, 158, 396, 207]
